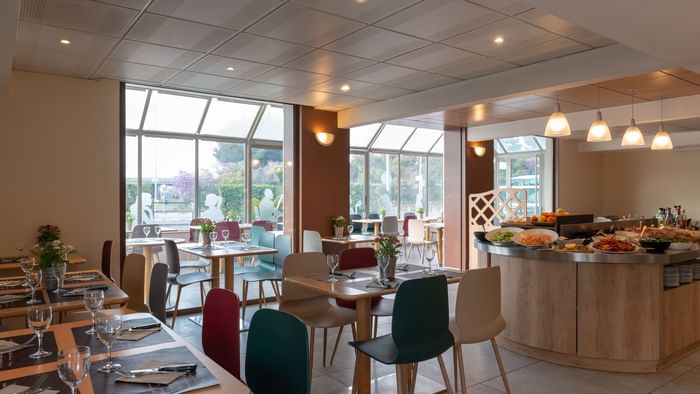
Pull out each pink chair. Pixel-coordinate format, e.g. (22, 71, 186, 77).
(215, 221, 241, 242)
(403, 214, 417, 246)
(202, 288, 241, 378)
(252, 220, 273, 231)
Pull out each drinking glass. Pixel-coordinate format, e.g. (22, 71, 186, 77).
(27, 306, 52, 359)
(52, 261, 67, 294)
(222, 229, 230, 241)
(143, 226, 151, 238)
(57, 346, 91, 394)
(347, 224, 354, 235)
(154, 226, 161, 238)
(424, 247, 436, 276)
(241, 234, 249, 249)
(26, 270, 41, 305)
(377, 256, 390, 284)
(326, 254, 339, 282)
(83, 289, 104, 335)
(210, 232, 217, 244)
(97, 314, 122, 373)
(19, 257, 34, 287)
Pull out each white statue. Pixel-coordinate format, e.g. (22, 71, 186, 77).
(258, 188, 281, 220)
(202, 193, 225, 222)
(130, 192, 154, 224)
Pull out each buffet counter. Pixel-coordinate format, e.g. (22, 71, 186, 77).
(476, 240, 700, 373)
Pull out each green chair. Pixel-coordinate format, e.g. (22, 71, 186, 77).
(244, 225, 267, 267)
(239, 232, 276, 320)
(246, 309, 310, 394)
(349, 275, 454, 393)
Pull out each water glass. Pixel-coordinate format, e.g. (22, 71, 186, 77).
(143, 226, 151, 238)
(26, 270, 41, 305)
(52, 261, 67, 294)
(347, 224, 354, 235)
(83, 289, 104, 335)
(57, 346, 91, 394)
(210, 232, 218, 244)
(424, 247, 436, 276)
(19, 257, 34, 287)
(377, 256, 390, 283)
(326, 254, 339, 282)
(27, 306, 52, 359)
(154, 226, 161, 238)
(241, 234, 249, 248)
(97, 314, 122, 373)
(222, 229, 230, 241)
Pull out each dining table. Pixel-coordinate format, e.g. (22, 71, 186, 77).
(424, 222, 445, 266)
(0, 254, 87, 271)
(351, 218, 383, 236)
(321, 234, 377, 249)
(0, 312, 249, 393)
(285, 263, 462, 394)
(125, 237, 185, 299)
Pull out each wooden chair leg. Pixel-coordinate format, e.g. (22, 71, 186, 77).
(457, 344, 467, 394)
(437, 354, 454, 394)
(453, 345, 459, 392)
(309, 327, 315, 380)
(329, 325, 344, 365)
(241, 281, 248, 321)
(322, 327, 328, 367)
(269, 280, 281, 303)
(373, 315, 379, 338)
(396, 364, 405, 393)
(171, 286, 182, 329)
(410, 362, 418, 394)
(491, 338, 511, 394)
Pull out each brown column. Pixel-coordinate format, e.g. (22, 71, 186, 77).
(466, 140, 494, 269)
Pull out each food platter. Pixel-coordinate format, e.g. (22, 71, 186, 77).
(512, 229, 559, 248)
(485, 227, 523, 245)
(590, 237, 640, 254)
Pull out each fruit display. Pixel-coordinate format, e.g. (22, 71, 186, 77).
(530, 208, 570, 224)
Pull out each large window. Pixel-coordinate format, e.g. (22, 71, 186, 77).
(125, 85, 289, 230)
(349, 124, 444, 218)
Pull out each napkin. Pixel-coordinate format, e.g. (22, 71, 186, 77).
(0, 280, 23, 288)
(0, 384, 59, 394)
(0, 294, 27, 303)
(65, 274, 100, 282)
(0, 340, 17, 352)
(116, 360, 188, 386)
(120, 328, 161, 341)
(366, 280, 398, 289)
(62, 286, 108, 296)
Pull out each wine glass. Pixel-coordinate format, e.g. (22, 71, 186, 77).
(57, 346, 91, 394)
(347, 224, 354, 236)
(424, 247, 436, 276)
(52, 260, 67, 294)
(241, 233, 249, 249)
(19, 257, 34, 287)
(210, 231, 218, 245)
(83, 289, 104, 335)
(326, 254, 339, 282)
(143, 226, 151, 238)
(155, 226, 162, 238)
(27, 305, 52, 359)
(97, 314, 123, 373)
(222, 229, 230, 242)
(26, 270, 41, 305)
(377, 256, 390, 285)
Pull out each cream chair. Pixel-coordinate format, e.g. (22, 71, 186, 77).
(280, 252, 356, 378)
(405, 219, 435, 262)
(451, 266, 510, 394)
(302, 230, 323, 253)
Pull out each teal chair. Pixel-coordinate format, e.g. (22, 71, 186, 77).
(349, 275, 454, 393)
(246, 309, 310, 394)
(239, 232, 276, 320)
(244, 225, 267, 267)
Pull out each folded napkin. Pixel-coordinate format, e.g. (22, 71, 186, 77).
(0, 384, 58, 394)
(65, 274, 100, 282)
(0, 280, 24, 288)
(62, 286, 109, 297)
(0, 339, 17, 352)
(0, 294, 27, 303)
(120, 328, 161, 341)
(116, 360, 188, 386)
(366, 280, 398, 289)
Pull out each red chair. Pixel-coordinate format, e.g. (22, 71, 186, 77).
(202, 288, 241, 378)
(215, 221, 241, 242)
(101, 240, 113, 282)
(252, 220, 273, 231)
(337, 248, 394, 338)
(402, 214, 417, 246)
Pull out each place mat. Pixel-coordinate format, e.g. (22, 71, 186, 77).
(64, 273, 102, 284)
(398, 269, 463, 281)
(72, 318, 175, 356)
(0, 291, 45, 309)
(0, 372, 67, 393)
(0, 280, 25, 290)
(47, 285, 114, 303)
(115, 360, 188, 385)
(0, 332, 58, 372)
(90, 346, 219, 394)
(0, 257, 26, 264)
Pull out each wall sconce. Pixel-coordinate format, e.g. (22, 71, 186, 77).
(315, 131, 335, 147)
(473, 146, 486, 157)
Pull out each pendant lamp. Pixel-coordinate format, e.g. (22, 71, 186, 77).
(621, 94, 645, 146)
(586, 87, 611, 142)
(651, 98, 673, 150)
(544, 95, 570, 137)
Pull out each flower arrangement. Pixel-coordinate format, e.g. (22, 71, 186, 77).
(375, 235, 401, 257)
(416, 207, 425, 215)
(199, 219, 216, 234)
(378, 208, 386, 217)
(31, 225, 75, 268)
(331, 215, 346, 228)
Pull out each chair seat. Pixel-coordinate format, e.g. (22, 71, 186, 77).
(350, 331, 454, 365)
(235, 264, 276, 276)
(406, 239, 436, 246)
(280, 297, 356, 329)
(240, 270, 282, 283)
(172, 271, 213, 286)
(449, 316, 506, 344)
(180, 258, 210, 269)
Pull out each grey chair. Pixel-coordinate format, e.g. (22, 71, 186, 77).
(163, 240, 213, 328)
(350, 214, 362, 234)
(367, 213, 380, 234)
(381, 215, 400, 237)
(131, 224, 162, 261)
(149, 262, 169, 324)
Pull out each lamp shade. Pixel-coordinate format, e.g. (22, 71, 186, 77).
(473, 146, 486, 157)
(586, 111, 612, 142)
(651, 128, 673, 150)
(621, 118, 645, 146)
(544, 103, 571, 137)
(315, 131, 335, 147)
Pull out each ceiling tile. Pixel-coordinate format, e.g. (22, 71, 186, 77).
(20, 0, 138, 37)
(499, 96, 591, 114)
(376, 0, 503, 41)
(167, 71, 244, 92)
(666, 69, 700, 85)
(247, 3, 364, 47)
(443, 18, 558, 57)
(323, 26, 430, 61)
(516, 8, 584, 36)
(567, 29, 616, 48)
(96, 0, 149, 10)
(126, 13, 236, 52)
(495, 37, 590, 66)
(343, 63, 459, 91)
(97, 59, 180, 83)
(537, 85, 633, 108)
(187, 54, 275, 80)
(13, 47, 103, 78)
(16, 22, 117, 58)
(253, 67, 332, 88)
(635, 85, 700, 100)
(290, 0, 421, 23)
(147, 0, 282, 30)
(469, 0, 534, 16)
(283, 49, 376, 76)
(110, 40, 203, 68)
(213, 33, 313, 66)
(225, 81, 290, 99)
(310, 78, 413, 100)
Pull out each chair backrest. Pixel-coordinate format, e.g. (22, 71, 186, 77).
(382, 216, 399, 234)
(101, 240, 113, 280)
(252, 220, 273, 231)
(189, 218, 206, 242)
(246, 309, 309, 394)
(392, 276, 452, 360)
(149, 263, 169, 324)
(122, 254, 148, 312)
(163, 239, 181, 275)
(282, 252, 327, 302)
(403, 212, 416, 218)
(131, 224, 159, 239)
(258, 232, 276, 269)
(249, 226, 266, 245)
(407, 219, 425, 242)
(339, 247, 377, 270)
(203, 288, 241, 379)
(455, 266, 503, 335)
(274, 234, 292, 268)
(215, 221, 241, 242)
(349, 214, 362, 233)
(302, 230, 322, 253)
(367, 213, 379, 231)
(403, 215, 417, 236)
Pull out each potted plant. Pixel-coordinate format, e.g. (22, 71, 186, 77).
(378, 208, 386, 219)
(199, 219, 216, 247)
(30, 225, 75, 289)
(125, 211, 133, 230)
(416, 207, 425, 219)
(331, 216, 346, 238)
(375, 234, 401, 280)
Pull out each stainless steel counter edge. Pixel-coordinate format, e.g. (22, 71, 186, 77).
(475, 240, 700, 265)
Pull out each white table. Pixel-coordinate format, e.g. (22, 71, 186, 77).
(352, 218, 383, 236)
(125, 237, 185, 298)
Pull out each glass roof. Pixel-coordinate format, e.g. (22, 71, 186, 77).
(496, 136, 548, 153)
(350, 123, 444, 154)
(350, 123, 381, 148)
(201, 98, 260, 138)
(430, 135, 444, 154)
(143, 91, 208, 133)
(125, 88, 147, 129)
(371, 125, 416, 150)
(402, 128, 442, 152)
(252, 105, 284, 141)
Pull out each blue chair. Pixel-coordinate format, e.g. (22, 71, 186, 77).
(367, 213, 380, 234)
(239, 232, 280, 321)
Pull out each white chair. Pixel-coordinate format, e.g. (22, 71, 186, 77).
(302, 230, 323, 253)
(451, 266, 511, 394)
(405, 219, 435, 262)
(381, 216, 400, 237)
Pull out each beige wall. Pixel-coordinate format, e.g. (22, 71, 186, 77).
(557, 139, 604, 215)
(0, 71, 120, 276)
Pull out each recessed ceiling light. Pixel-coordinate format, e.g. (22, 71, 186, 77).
(356, 0, 367, 3)
(225, 66, 235, 71)
(493, 36, 505, 44)
(340, 84, 351, 92)
(59, 39, 71, 45)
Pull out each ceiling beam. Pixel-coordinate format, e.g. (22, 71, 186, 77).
(338, 44, 666, 128)
(0, 0, 18, 93)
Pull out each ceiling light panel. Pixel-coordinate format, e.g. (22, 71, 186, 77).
(188, 54, 275, 80)
(311, 78, 413, 100)
(443, 18, 557, 57)
(147, 0, 282, 30)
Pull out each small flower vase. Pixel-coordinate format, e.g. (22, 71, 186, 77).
(201, 232, 212, 247)
(418, 212, 424, 219)
(334, 226, 344, 239)
(377, 255, 397, 280)
(41, 266, 58, 290)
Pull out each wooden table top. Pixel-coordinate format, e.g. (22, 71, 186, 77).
(0, 313, 249, 393)
(0, 255, 87, 271)
(0, 270, 128, 319)
(425, 222, 445, 228)
(178, 242, 277, 258)
(321, 234, 377, 245)
(351, 218, 383, 224)
(125, 237, 186, 247)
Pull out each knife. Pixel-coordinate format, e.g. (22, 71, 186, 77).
(130, 363, 197, 374)
(21, 373, 47, 394)
(128, 322, 161, 331)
